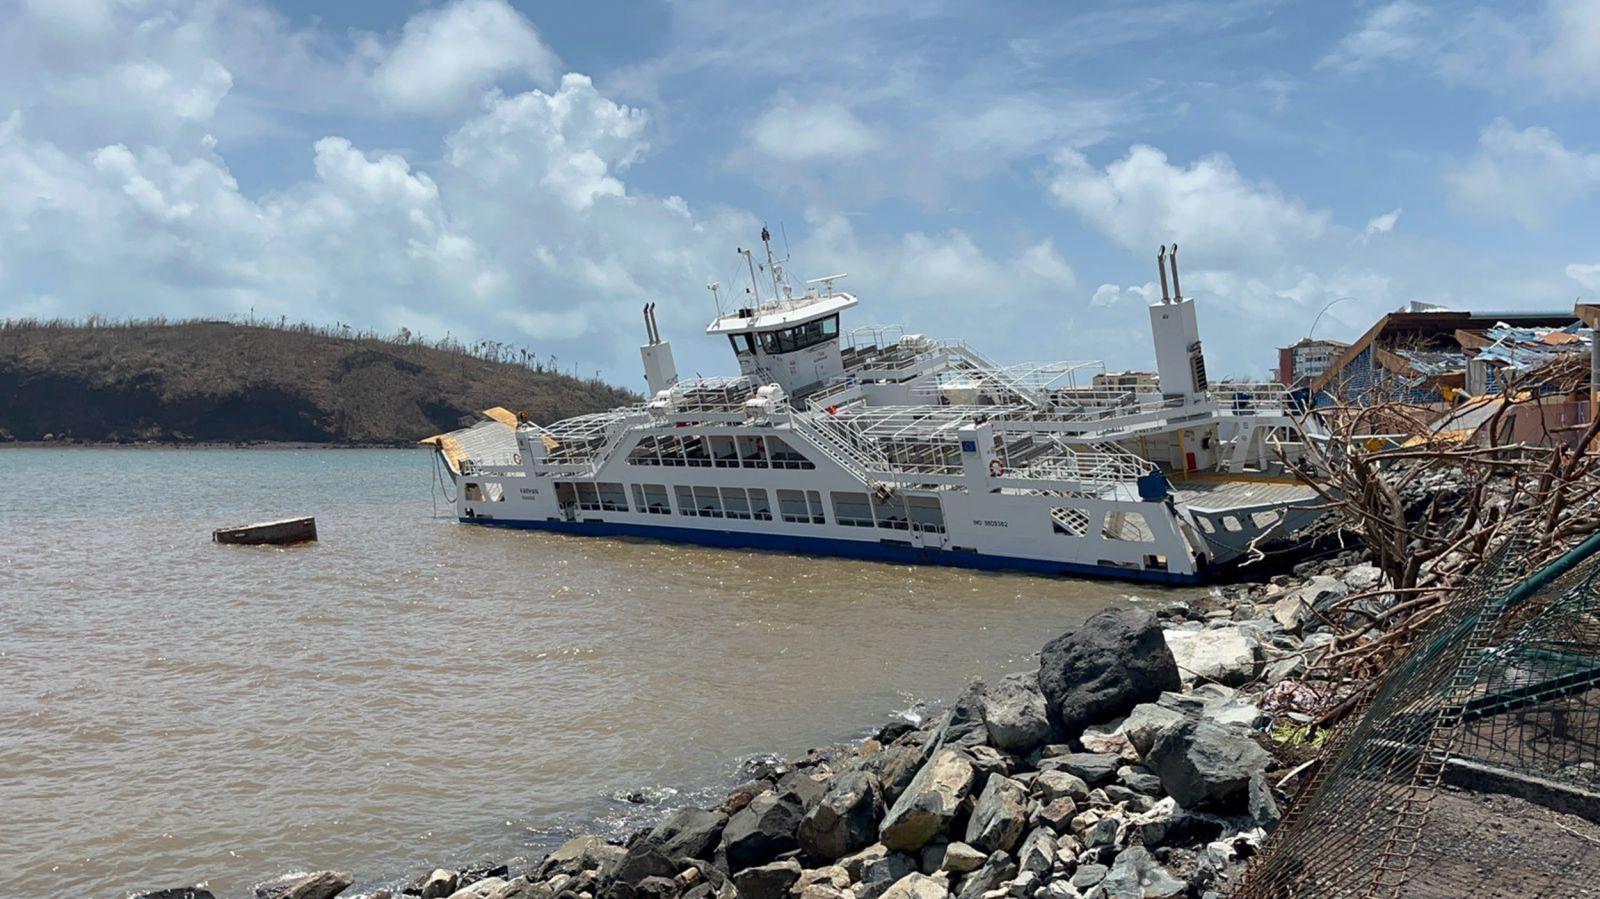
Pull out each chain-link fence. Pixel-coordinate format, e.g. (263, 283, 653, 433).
(1234, 535, 1600, 898)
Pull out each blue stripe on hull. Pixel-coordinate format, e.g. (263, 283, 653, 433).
(459, 516, 1204, 585)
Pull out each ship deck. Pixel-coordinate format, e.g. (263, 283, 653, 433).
(1171, 475, 1319, 512)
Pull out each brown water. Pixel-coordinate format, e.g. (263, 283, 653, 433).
(0, 448, 1195, 898)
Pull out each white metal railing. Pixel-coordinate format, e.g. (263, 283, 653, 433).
(786, 410, 887, 484)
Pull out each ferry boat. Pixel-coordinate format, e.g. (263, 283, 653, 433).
(424, 236, 1323, 584)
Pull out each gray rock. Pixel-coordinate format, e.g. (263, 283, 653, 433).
(1101, 847, 1184, 899)
(874, 745, 929, 805)
(1069, 864, 1107, 890)
(1342, 563, 1384, 592)
(942, 681, 991, 749)
(964, 776, 1028, 854)
(720, 790, 805, 870)
(1030, 770, 1090, 804)
(919, 840, 949, 875)
(880, 872, 951, 899)
(1116, 766, 1164, 796)
(800, 770, 885, 860)
(254, 871, 353, 899)
(880, 749, 976, 852)
(860, 853, 920, 899)
(1038, 796, 1077, 831)
(447, 878, 507, 899)
(1038, 609, 1181, 738)
(539, 837, 622, 879)
(1248, 771, 1281, 828)
(1038, 752, 1120, 786)
(1163, 626, 1263, 687)
(953, 852, 1016, 899)
(1146, 719, 1273, 814)
(131, 890, 216, 899)
(1077, 719, 1136, 760)
(643, 807, 727, 862)
(608, 843, 678, 886)
(731, 859, 802, 899)
(1084, 816, 1120, 849)
(939, 842, 986, 874)
(981, 673, 1052, 753)
(1015, 828, 1057, 878)
(838, 843, 890, 881)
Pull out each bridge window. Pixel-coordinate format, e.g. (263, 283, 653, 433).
(759, 315, 840, 355)
(832, 491, 875, 527)
(728, 333, 756, 355)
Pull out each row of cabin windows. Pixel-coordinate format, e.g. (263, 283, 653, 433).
(554, 482, 946, 533)
(627, 435, 815, 470)
(830, 491, 947, 533)
(674, 485, 773, 520)
(726, 315, 840, 357)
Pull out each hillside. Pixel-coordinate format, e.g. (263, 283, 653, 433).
(0, 320, 639, 445)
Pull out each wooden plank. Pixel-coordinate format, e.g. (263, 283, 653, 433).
(212, 516, 318, 546)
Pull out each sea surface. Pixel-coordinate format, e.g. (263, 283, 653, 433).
(0, 448, 1198, 898)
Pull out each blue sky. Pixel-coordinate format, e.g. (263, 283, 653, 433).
(3, 1, 1599, 389)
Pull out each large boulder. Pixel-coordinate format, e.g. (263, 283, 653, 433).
(1146, 720, 1273, 814)
(963, 776, 1028, 854)
(539, 836, 624, 879)
(981, 673, 1051, 753)
(1101, 847, 1185, 899)
(858, 853, 920, 899)
(1037, 609, 1181, 738)
(879, 749, 976, 852)
(731, 859, 802, 899)
(1120, 702, 1190, 757)
(132, 890, 216, 899)
(871, 744, 928, 805)
(953, 851, 1015, 899)
(720, 790, 806, 870)
(1163, 626, 1263, 687)
(799, 770, 885, 860)
(643, 807, 728, 862)
(1037, 751, 1121, 786)
(254, 872, 353, 899)
(943, 681, 992, 748)
(880, 872, 951, 899)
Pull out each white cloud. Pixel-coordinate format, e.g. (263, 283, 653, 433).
(369, 0, 559, 116)
(1365, 208, 1402, 236)
(743, 99, 882, 163)
(1319, 1, 1600, 97)
(1318, 1, 1429, 73)
(447, 74, 649, 211)
(1046, 145, 1329, 263)
(1445, 119, 1600, 228)
(1569, 263, 1600, 293)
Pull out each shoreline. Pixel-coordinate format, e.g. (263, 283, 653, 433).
(0, 440, 417, 450)
(128, 554, 1373, 899)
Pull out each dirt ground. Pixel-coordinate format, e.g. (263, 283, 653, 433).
(1397, 787, 1600, 898)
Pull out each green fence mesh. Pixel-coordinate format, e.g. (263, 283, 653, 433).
(1234, 536, 1600, 898)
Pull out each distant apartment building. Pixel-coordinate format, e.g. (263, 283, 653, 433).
(1276, 338, 1349, 387)
(1093, 370, 1159, 391)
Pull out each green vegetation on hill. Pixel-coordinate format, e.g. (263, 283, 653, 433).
(0, 318, 639, 445)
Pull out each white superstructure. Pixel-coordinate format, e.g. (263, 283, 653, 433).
(427, 237, 1323, 584)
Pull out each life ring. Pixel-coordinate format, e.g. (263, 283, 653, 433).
(988, 459, 1005, 477)
(512, 452, 522, 465)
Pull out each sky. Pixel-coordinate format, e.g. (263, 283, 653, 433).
(3, 0, 1600, 389)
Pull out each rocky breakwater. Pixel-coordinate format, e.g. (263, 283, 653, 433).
(132, 553, 1387, 899)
